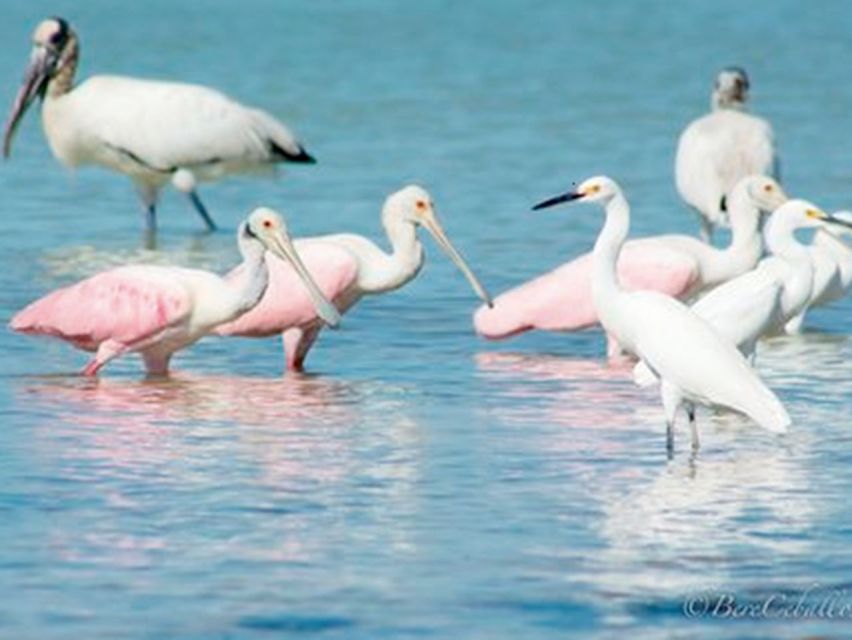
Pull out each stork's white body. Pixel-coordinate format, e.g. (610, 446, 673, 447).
(42, 75, 307, 188)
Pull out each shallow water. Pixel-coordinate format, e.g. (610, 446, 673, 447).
(2, 1, 852, 638)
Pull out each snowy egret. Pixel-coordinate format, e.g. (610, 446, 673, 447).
(3, 17, 315, 233)
(216, 186, 492, 371)
(675, 67, 777, 241)
(532, 176, 790, 451)
(474, 175, 786, 356)
(634, 200, 852, 386)
(804, 211, 852, 309)
(10, 208, 341, 376)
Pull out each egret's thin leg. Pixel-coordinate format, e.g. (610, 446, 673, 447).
(687, 405, 699, 452)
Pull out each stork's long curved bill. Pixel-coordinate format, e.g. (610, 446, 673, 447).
(3, 47, 53, 158)
(422, 213, 493, 308)
(263, 232, 343, 328)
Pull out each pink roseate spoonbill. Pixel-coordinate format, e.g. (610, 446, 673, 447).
(532, 176, 789, 452)
(3, 18, 315, 233)
(675, 67, 778, 241)
(10, 208, 341, 376)
(633, 201, 849, 386)
(474, 175, 786, 356)
(216, 185, 492, 371)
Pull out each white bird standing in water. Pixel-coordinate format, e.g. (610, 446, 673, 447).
(634, 201, 852, 386)
(802, 211, 852, 311)
(3, 17, 315, 234)
(532, 176, 790, 452)
(675, 67, 778, 242)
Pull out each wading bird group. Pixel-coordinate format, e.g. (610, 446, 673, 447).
(6, 18, 852, 453)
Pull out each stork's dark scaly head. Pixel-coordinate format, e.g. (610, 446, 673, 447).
(3, 17, 79, 158)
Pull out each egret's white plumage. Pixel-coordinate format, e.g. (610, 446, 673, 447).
(533, 176, 790, 452)
(3, 18, 315, 233)
(675, 67, 777, 241)
(632, 201, 850, 387)
(806, 211, 852, 309)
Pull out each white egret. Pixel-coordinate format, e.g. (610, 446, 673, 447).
(634, 200, 851, 387)
(533, 176, 790, 452)
(675, 67, 777, 242)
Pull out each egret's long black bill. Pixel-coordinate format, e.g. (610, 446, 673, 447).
(826, 214, 852, 230)
(531, 191, 583, 211)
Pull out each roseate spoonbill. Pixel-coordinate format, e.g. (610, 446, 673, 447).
(10, 208, 341, 376)
(3, 17, 315, 233)
(473, 175, 786, 356)
(216, 185, 492, 371)
(634, 201, 850, 386)
(675, 67, 778, 241)
(532, 176, 789, 452)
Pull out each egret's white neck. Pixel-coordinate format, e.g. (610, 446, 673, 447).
(46, 36, 79, 99)
(764, 218, 811, 264)
(228, 237, 270, 314)
(592, 193, 630, 303)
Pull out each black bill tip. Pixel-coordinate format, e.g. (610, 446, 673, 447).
(532, 191, 582, 211)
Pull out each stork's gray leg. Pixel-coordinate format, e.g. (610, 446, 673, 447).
(187, 190, 218, 231)
(135, 182, 160, 234)
(171, 168, 217, 231)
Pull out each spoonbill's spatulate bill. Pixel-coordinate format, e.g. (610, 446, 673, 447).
(474, 175, 785, 356)
(10, 209, 341, 377)
(675, 67, 778, 242)
(532, 176, 790, 452)
(3, 18, 315, 234)
(216, 185, 493, 371)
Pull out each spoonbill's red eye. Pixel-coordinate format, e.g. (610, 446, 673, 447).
(416, 200, 427, 210)
(263, 219, 273, 229)
(764, 184, 773, 192)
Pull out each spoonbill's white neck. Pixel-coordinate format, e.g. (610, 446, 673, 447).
(370, 212, 424, 292)
(228, 235, 270, 314)
(725, 186, 763, 251)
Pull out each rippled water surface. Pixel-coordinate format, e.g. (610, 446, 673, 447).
(3, 1, 852, 638)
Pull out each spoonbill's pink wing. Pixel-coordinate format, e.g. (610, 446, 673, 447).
(10, 266, 191, 351)
(216, 243, 358, 337)
(474, 245, 699, 339)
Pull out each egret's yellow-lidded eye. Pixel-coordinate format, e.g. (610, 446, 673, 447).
(806, 208, 826, 220)
(585, 184, 601, 195)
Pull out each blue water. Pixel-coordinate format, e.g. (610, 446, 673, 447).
(2, 1, 852, 638)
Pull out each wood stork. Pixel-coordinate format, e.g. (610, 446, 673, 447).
(675, 67, 778, 242)
(3, 17, 316, 234)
